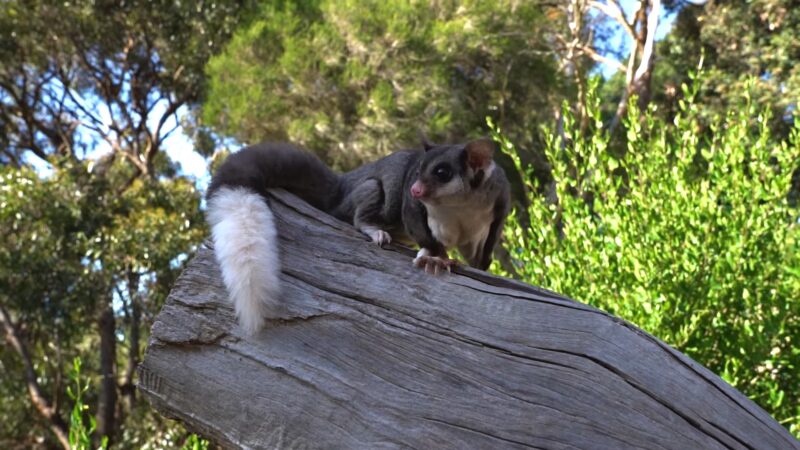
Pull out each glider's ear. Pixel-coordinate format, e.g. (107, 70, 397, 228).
(420, 132, 435, 152)
(464, 138, 496, 171)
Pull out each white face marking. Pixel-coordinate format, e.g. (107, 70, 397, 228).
(423, 160, 494, 205)
(429, 177, 464, 199)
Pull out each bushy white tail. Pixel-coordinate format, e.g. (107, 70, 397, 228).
(206, 187, 280, 334)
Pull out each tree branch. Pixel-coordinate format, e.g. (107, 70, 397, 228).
(1, 147, 22, 167)
(148, 94, 187, 169)
(577, 45, 627, 73)
(0, 77, 56, 162)
(0, 305, 70, 450)
(137, 190, 800, 450)
(589, 0, 636, 39)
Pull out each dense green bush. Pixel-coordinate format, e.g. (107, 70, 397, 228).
(493, 76, 800, 436)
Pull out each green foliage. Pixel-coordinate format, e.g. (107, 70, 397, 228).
(0, 1, 249, 446)
(0, 158, 205, 327)
(1, 164, 103, 356)
(67, 358, 107, 450)
(204, 0, 559, 168)
(494, 76, 800, 436)
(0, 158, 206, 447)
(654, 0, 800, 133)
(181, 434, 210, 450)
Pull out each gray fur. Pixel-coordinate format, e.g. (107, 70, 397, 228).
(208, 140, 510, 270)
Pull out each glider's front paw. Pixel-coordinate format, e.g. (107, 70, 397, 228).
(368, 229, 392, 247)
(413, 255, 457, 275)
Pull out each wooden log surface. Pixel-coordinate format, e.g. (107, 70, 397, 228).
(138, 190, 799, 450)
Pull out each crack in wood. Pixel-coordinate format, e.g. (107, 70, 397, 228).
(541, 346, 736, 449)
(448, 279, 601, 314)
(420, 416, 546, 449)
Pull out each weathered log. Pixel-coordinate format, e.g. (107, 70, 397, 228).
(138, 190, 799, 450)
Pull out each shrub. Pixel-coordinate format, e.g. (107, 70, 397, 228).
(492, 75, 800, 436)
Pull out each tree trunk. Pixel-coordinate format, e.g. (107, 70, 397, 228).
(139, 190, 799, 450)
(96, 305, 117, 446)
(122, 271, 141, 413)
(599, 0, 660, 134)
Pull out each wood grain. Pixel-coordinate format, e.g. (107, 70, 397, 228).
(139, 190, 799, 450)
